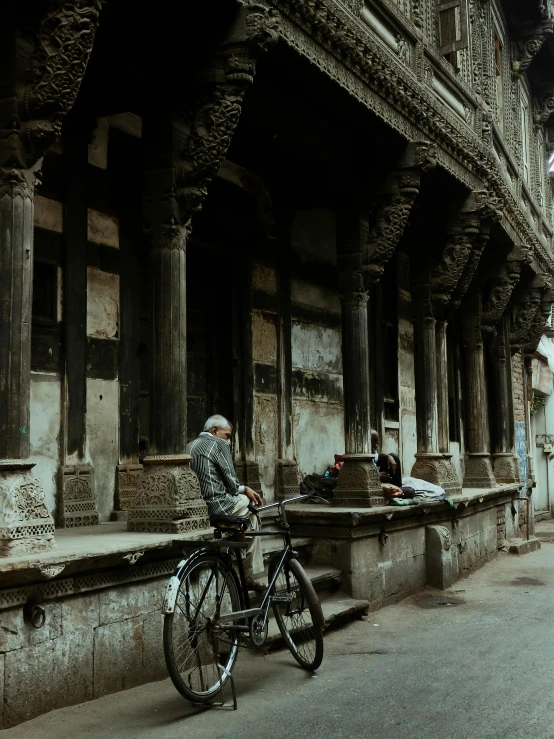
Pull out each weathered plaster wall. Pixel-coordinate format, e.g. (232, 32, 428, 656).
(86, 380, 119, 520)
(310, 500, 502, 606)
(0, 578, 166, 729)
(291, 279, 344, 478)
(29, 376, 61, 515)
(290, 208, 344, 479)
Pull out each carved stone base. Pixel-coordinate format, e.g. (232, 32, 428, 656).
(127, 454, 210, 533)
(276, 459, 301, 499)
(410, 454, 462, 495)
(463, 453, 496, 488)
(59, 465, 99, 527)
(0, 460, 56, 556)
(234, 460, 262, 495)
(332, 454, 385, 507)
(115, 463, 144, 512)
(492, 453, 519, 484)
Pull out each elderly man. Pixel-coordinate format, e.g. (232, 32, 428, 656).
(187, 414, 266, 591)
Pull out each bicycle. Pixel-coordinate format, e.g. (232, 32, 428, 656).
(162, 492, 324, 708)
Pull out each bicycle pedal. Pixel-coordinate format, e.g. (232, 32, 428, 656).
(270, 593, 294, 603)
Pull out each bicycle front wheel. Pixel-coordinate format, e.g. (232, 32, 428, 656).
(269, 556, 324, 671)
(163, 552, 243, 703)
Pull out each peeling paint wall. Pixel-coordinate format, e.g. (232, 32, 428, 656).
(290, 209, 343, 478)
(87, 268, 119, 339)
(291, 280, 344, 477)
(30, 375, 61, 515)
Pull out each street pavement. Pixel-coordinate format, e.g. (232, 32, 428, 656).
(4, 541, 554, 739)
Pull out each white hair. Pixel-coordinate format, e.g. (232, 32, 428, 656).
(203, 414, 232, 432)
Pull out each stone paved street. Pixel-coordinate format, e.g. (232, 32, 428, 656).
(5, 539, 554, 739)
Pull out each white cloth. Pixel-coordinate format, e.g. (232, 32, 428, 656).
(402, 476, 446, 500)
(231, 493, 264, 577)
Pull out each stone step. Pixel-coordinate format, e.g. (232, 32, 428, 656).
(505, 537, 542, 554)
(248, 562, 342, 607)
(534, 511, 552, 522)
(264, 592, 370, 646)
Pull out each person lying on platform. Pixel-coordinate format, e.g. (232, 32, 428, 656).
(187, 414, 267, 592)
(371, 428, 403, 487)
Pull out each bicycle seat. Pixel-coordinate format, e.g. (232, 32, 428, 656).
(210, 514, 251, 530)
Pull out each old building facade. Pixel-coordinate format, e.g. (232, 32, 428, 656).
(1, 0, 553, 726)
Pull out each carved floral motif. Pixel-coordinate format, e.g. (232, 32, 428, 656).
(2, 0, 103, 170)
(483, 262, 522, 327)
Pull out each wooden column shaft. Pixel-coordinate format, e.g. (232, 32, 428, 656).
(0, 171, 35, 460)
(414, 316, 440, 454)
(341, 293, 372, 454)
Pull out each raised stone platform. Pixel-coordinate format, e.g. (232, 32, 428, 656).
(286, 484, 522, 605)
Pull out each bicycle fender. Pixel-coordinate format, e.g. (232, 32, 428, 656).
(162, 549, 229, 614)
(162, 574, 181, 614)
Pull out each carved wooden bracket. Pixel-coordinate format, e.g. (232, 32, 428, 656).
(0, 1, 103, 171)
(431, 191, 503, 317)
(510, 284, 546, 347)
(522, 289, 553, 354)
(533, 84, 554, 126)
(512, 18, 554, 77)
(174, 4, 280, 223)
(363, 141, 437, 285)
(482, 260, 523, 329)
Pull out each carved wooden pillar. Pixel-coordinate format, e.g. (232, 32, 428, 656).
(0, 1, 102, 554)
(333, 209, 383, 507)
(436, 321, 450, 455)
(127, 113, 210, 534)
(411, 286, 461, 493)
(488, 322, 519, 484)
(128, 4, 280, 530)
(481, 257, 524, 486)
(462, 294, 495, 487)
(0, 169, 56, 554)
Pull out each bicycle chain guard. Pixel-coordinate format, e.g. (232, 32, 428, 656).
(250, 614, 268, 647)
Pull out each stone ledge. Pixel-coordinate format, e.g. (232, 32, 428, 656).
(0, 522, 213, 589)
(287, 484, 521, 539)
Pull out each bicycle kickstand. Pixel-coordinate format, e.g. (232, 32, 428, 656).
(216, 662, 238, 711)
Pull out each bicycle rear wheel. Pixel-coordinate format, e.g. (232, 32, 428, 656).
(163, 552, 243, 703)
(269, 556, 324, 671)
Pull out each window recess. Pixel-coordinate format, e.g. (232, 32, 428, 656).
(436, 0, 469, 55)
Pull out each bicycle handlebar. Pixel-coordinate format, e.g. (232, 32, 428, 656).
(250, 492, 316, 514)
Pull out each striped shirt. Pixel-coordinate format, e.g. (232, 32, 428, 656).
(186, 432, 245, 516)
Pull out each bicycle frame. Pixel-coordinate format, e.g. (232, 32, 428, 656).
(210, 493, 315, 630)
(163, 493, 316, 630)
